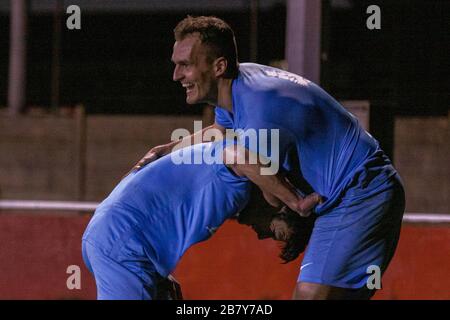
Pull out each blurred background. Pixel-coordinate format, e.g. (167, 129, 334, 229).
(0, 0, 448, 299)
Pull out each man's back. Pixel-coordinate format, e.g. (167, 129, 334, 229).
(83, 142, 251, 277)
(215, 63, 397, 213)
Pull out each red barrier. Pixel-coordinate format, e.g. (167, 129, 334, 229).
(174, 221, 450, 300)
(0, 213, 96, 299)
(0, 213, 448, 299)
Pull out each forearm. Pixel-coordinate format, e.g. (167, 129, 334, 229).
(234, 162, 300, 210)
(127, 123, 225, 176)
(171, 123, 225, 153)
(224, 145, 320, 215)
(224, 146, 299, 211)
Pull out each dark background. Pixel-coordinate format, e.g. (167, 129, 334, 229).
(0, 0, 448, 117)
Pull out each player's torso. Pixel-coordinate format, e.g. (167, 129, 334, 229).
(83, 143, 251, 275)
(227, 63, 392, 206)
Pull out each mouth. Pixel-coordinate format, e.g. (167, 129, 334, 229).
(181, 82, 195, 95)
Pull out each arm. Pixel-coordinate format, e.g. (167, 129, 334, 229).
(223, 145, 321, 216)
(122, 122, 226, 178)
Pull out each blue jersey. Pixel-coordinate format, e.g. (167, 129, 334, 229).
(215, 63, 398, 214)
(83, 142, 251, 277)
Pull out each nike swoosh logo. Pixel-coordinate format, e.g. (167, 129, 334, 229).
(300, 262, 313, 270)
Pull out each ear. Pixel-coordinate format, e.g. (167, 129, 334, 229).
(214, 57, 228, 77)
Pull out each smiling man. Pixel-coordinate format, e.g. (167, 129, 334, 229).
(132, 16, 307, 215)
(131, 16, 405, 299)
(172, 35, 228, 105)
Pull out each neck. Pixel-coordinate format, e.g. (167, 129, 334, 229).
(215, 78, 234, 113)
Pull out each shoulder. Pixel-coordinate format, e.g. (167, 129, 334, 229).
(238, 63, 311, 87)
(236, 63, 313, 103)
(232, 64, 310, 118)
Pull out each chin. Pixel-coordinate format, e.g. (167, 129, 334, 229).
(186, 96, 200, 105)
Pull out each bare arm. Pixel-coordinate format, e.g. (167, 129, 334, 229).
(223, 145, 321, 216)
(169, 122, 226, 156)
(122, 122, 226, 178)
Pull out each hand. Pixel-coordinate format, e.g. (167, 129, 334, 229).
(121, 144, 173, 180)
(133, 144, 171, 170)
(296, 192, 322, 217)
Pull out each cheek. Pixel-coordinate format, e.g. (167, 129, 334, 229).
(198, 70, 214, 88)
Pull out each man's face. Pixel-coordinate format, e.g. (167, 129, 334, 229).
(171, 34, 218, 105)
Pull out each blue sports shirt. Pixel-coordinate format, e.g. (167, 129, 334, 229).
(83, 142, 251, 277)
(215, 63, 398, 214)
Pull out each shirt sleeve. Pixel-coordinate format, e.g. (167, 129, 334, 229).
(214, 107, 234, 129)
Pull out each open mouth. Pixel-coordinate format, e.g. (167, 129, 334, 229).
(182, 82, 195, 94)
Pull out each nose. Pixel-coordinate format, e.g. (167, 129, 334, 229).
(173, 65, 183, 82)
